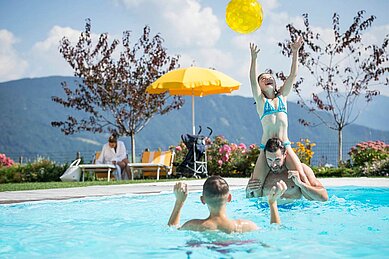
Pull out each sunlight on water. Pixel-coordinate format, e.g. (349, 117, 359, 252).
(1, 187, 388, 258)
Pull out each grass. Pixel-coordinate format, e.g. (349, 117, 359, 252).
(0, 178, 182, 192)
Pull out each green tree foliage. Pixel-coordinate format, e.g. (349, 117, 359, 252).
(52, 19, 184, 162)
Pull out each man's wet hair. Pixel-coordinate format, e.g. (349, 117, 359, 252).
(203, 175, 229, 198)
(265, 138, 286, 154)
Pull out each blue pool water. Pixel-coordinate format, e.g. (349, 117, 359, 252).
(1, 187, 388, 258)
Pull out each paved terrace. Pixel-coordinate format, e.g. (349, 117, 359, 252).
(0, 177, 388, 204)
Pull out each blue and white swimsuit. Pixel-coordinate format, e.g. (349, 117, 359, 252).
(259, 96, 291, 149)
(260, 96, 287, 121)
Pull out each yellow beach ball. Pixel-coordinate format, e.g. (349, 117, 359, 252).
(226, 0, 263, 34)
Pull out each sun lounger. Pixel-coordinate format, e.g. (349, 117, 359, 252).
(78, 152, 117, 182)
(128, 150, 175, 180)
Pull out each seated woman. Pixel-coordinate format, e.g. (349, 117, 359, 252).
(96, 134, 130, 180)
(246, 36, 309, 198)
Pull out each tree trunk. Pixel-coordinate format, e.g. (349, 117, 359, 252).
(337, 128, 343, 165)
(130, 132, 136, 163)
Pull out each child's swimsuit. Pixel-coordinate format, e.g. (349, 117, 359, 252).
(260, 96, 287, 121)
(259, 96, 290, 149)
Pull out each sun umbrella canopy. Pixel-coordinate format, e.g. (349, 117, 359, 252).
(146, 67, 240, 97)
(146, 66, 241, 134)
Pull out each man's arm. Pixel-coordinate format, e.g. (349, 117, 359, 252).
(267, 180, 287, 224)
(285, 149, 309, 184)
(288, 164, 328, 201)
(168, 182, 188, 227)
(278, 36, 303, 96)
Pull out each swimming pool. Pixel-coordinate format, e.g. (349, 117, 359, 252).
(1, 187, 388, 258)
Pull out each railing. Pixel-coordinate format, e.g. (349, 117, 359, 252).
(5, 140, 387, 167)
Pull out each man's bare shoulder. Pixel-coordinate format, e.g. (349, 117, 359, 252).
(180, 219, 258, 233)
(180, 219, 208, 231)
(234, 219, 259, 232)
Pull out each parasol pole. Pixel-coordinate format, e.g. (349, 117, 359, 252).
(192, 91, 195, 135)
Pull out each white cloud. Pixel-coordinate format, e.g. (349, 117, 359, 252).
(363, 24, 389, 45)
(114, 0, 144, 8)
(0, 29, 28, 82)
(115, 0, 221, 48)
(33, 26, 81, 52)
(197, 48, 234, 71)
(161, 0, 221, 48)
(260, 0, 280, 12)
(177, 48, 234, 72)
(30, 26, 81, 77)
(30, 25, 107, 77)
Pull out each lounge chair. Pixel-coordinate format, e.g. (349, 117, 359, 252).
(78, 152, 117, 182)
(128, 150, 175, 180)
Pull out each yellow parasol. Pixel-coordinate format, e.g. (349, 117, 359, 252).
(147, 67, 240, 134)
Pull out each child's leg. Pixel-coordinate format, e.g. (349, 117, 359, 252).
(246, 151, 269, 198)
(285, 146, 309, 183)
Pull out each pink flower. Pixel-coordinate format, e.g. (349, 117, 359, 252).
(0, 153, 14, 167)
(238, 143, 247, 150)
(249, 144, 257, 149)
(222, 154, 229, 162)
(219, 144, 231, 154)
(230, 143, 238, 151)
(217, 160, 223, 167)
(175, 146, 182, 152)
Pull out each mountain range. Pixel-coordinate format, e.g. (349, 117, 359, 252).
(0, 76, 388, 165)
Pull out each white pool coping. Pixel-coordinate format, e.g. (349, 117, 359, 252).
(0, 177, 388, 204)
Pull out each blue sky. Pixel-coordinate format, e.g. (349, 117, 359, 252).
(0, 0, 388, 99)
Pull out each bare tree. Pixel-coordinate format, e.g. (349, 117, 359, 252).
(52, 19, 184, 162)
(278, 11, 389, 164)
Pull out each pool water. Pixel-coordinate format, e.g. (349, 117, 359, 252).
(1, 187, 388, 258)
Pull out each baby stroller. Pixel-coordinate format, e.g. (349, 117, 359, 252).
(176, 126, 213, 178)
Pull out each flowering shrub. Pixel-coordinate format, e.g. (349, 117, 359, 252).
(0, 158, 67, 183)
(360, 157, 389, 177)
(292, 139, 315, 165)
(0, 153, 14, 168)
(172, 135, 260, 177)
(348, 141, 389, 168)
(170, 141, 188, 166)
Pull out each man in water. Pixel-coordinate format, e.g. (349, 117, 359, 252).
(168, 175, 287, 233)
(246, 138, 328, 202)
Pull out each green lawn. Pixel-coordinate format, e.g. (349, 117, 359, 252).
(0, 179, 181, 192)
